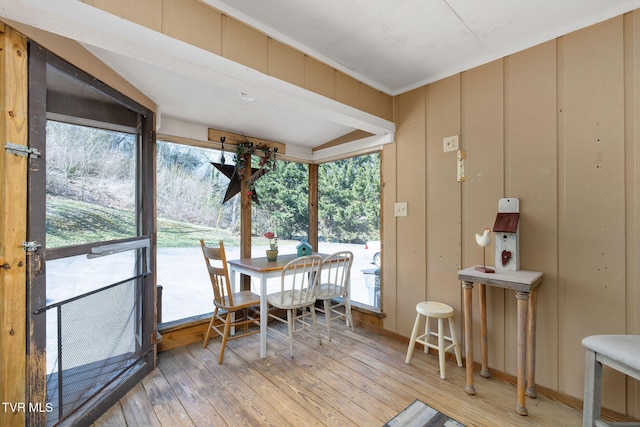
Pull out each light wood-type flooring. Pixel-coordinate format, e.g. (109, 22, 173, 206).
(93, 318, 583, 426)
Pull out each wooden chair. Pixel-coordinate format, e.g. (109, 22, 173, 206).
(267, 255, 323, 358)
(200, 239, 260, 364)
(315, 251, 355, 341)
(582, 334, 640, 427)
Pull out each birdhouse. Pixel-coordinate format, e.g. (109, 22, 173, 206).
(493, 198, 520, 271)
(297, 239, 312, 257)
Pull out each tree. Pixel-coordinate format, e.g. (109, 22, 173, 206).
(318, 154, 380, 243)
(253, 161, 309, 239)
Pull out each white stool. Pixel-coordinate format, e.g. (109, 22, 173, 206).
(405, 301, 463, 379)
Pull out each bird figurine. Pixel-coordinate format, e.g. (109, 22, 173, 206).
(474, 228, 495, 273)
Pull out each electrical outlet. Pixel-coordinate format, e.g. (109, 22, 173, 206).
(394, 202, 408, 217)
(443, 135, 459, 152)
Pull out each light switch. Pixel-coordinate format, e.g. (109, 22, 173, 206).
(443, 135, 459, 152)
(395, 202, 408, 217)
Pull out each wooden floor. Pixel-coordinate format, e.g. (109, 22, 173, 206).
(93, 319, 583, 427)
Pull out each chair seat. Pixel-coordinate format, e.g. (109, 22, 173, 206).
(268, 290, 316, 310)
(316, 282, 344, 299)
(582, 335, 640, 374)
(217, 291, 260, 310)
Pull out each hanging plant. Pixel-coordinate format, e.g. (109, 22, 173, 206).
(232, 140, 277, 204)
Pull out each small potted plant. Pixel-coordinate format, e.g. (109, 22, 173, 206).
(264, 231, 278, 261)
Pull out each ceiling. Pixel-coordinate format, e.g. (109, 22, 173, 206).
(2, 0, 640, 160)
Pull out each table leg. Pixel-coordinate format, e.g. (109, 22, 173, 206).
(515, 290, 529, 416)
(462, 280, 475, 395)
(478, 283, 490, 378)
(260, 275, 268, 358)
(526, 287, 539, 398)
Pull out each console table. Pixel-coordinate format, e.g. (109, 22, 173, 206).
(458, 266, 543, 416)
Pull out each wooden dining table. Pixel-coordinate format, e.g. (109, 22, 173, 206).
(227, 252, 325, 358)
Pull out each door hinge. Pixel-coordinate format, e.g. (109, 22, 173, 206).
(5, 142, 41, 158)
(151, 331, 161, 345)
(23, 241, 42, 252)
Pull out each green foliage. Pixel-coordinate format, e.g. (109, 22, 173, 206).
(253, 161, 309, 239)
(46, 126, 380, 247)
(46, 196, 238, 248)
(318, 154, 380, 243)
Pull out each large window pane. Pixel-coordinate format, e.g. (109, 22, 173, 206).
(156, 141, 241, 323)
(318, 153, 381, 309)
(253, 160, 309, 255)
(46, 121, 136, 247)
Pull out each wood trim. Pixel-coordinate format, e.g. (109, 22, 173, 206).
(26, 40, 48, 427)
(240, 152, 252, 290)
(313, 129, 374, 152)
(308, 164, 318, 250)
(0, 26, 28, 427)
(157, 316, 210, 352)
(208, 128, 286, 155)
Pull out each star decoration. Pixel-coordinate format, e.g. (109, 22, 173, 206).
(212, 162, 269, 204)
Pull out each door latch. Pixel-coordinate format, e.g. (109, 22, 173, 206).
(23, 241, 42, 252)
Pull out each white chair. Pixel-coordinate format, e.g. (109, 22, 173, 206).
(267, 255, 323, 358)
(405, 301, 463, 379)
(315, 251, 355, 341)
(582, 335, 640, 427)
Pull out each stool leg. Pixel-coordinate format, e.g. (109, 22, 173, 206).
(424, 315, 431, 354)
(438, 317, 446, 379)
(448, 317, 463, 367)
(582, 349, 601, 427)
(405, 312, 421, 363)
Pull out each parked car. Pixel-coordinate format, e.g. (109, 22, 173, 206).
(364, 241, 381, 267)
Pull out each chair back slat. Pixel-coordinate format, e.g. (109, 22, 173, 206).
(200, 239, 233, 307)
(318, 251, 354, 299)
(278, 255, 323, 306)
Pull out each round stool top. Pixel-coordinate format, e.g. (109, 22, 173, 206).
(416, 301, 454, 318)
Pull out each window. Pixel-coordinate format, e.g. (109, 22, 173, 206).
(318, 153, 381, 309)
(155, 141, 381, 323)
(155, 140, 241, 323)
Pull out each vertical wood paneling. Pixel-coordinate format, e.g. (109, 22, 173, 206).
(162, 0, 221, 54)
(335, 71, 359, 109)
(0, 26, 28, 427)
(461, 60, 505, 370)
(389, 10, 640, 414)
(504, 40, 558, 387)
(382, 144, 398, 331)
(625, 10, 640, 418)
(360, 85, 384, 119)
(425, 75, 462, 312)
(268, 39, 305, 87)
(90, 0, 162, 31)
(304, 56, 334, 99)
(87, 0, 393, 122)
(394, 87, 427, 336)
(221, 16, 268, 74)
(380, 92, 393, 122)
(560, 17, 626, 407)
